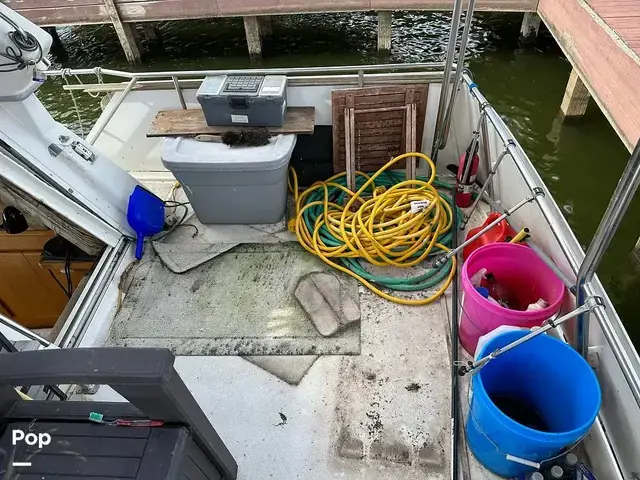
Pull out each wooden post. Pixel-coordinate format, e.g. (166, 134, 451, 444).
(244, 16, 263, 59)
(519, 12, 541, 45)
(44, 27, 63, 51)
(103, 0, 142, 64)
(44, 27, 67, 59)
(633, 237, 640, 264)
(560, 68, 591, 117)
(378, 11, 392, 52)
(260, 16, 273, 39)
(140, 22, 161, 45)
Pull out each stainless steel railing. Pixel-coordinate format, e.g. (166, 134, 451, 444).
(47, 63, 448, 145)
(464, 73, 640, 409)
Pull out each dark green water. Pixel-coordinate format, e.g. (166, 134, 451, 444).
(38, 12, 640, 347)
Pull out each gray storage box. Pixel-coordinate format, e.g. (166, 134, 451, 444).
(196, 75, 287, 127)
(162, 134, 297, 224)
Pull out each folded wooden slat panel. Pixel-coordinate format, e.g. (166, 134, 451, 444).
(331, 85, 428, 175)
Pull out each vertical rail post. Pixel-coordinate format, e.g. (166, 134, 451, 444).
(479, 103, 494, 198)
(438, 0, 477, 150)
(576, 138, 640, 356)
(172, 76, 187, 109)
(86, 77, 138, 145)
(430, 0, 465, 159)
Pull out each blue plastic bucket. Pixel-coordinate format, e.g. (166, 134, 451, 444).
(466, 330, 601, 477)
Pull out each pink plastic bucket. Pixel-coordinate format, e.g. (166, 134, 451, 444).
(459, 243, 565, 355)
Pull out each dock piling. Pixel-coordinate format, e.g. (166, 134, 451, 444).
(244, 16, 263, 60)
(560, 68, 591, 117)
(519, 12, 541, 45)
(378, 11, 392, 52)
(260, 16, 273, 38)
(103, 0, 142, 63)
(139, 22, 162, 46)
(44, 27, 65, 57)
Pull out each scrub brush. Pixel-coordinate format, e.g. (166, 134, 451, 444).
(195, 127, 271, 147)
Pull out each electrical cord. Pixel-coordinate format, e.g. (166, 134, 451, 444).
(152, 202, 199, 242)
(289, 152, 461, 306)
(162, 194, 199, 238)
(64, 250, 73, 297)
(48, 270, 70, 298)
(0, 11, 44, 72)
(47, 251, 74, 299)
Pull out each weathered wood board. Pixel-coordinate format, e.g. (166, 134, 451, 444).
(147, 107, 315, 137)
(3, 0, 537, 27)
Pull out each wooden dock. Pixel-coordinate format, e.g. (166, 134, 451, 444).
(1, 0, 536, 26)
(540, 0, 640, 151)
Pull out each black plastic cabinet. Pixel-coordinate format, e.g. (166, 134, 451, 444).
(0, 348, 238, 480)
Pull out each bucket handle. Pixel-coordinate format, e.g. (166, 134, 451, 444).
(466, 386, 590, 470)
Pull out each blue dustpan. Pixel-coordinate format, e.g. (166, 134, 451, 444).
(127, 186, 165, 259)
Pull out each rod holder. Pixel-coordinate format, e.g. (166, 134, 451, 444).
(460, 142, 513, 230)
(434, 189, 542, 269)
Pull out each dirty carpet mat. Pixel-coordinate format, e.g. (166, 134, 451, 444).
(108, 243, 361, 356)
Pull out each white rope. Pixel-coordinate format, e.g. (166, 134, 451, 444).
(61, 68, 85, 138)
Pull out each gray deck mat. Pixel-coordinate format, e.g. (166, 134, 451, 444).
(108, 243, 361, 355)
(151, 211, 296, 274)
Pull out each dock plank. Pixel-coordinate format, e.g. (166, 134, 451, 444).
(2, 0, 538, 27)
(371, 0, 537, 10)
(583, 0, 640, 68)
(147, 107, 315, 137)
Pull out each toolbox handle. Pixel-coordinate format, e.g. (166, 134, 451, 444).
(229, 96, 248, 109)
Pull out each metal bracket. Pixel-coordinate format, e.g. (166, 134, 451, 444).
(76, 383, 100, 395)
(71, 141, 96, 163)
(458, 296, 605, 377)
(587, 346, 602, 370)
(586, 295, 605, 310)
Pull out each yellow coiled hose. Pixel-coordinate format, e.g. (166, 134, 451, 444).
(289, 152, 456, 305)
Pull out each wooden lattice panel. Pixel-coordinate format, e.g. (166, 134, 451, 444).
(331, 85, 428, 174)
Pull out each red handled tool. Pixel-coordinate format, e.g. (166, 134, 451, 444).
(456, 140, 480, 208)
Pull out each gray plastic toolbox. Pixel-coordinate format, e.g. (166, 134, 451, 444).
(162, 134, 297, 224)
(196, 75, 287, 127)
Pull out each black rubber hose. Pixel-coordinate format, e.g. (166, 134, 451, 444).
(450, 186, 460, 480)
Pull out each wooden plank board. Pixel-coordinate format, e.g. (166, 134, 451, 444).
(147, 106, 315, 137)
(6, 0, 537, 26)
(0, 179, 104, 255)
(371, 0, 538, 10)
(10, 5, 107, 26)
(2, 0, 103, 6)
